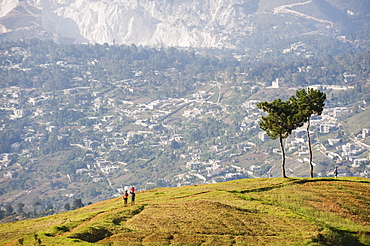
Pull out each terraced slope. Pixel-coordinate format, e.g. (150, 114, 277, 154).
(1, 177, 370, 245)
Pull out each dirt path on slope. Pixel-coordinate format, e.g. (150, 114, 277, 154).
(273, 0, 333, 28)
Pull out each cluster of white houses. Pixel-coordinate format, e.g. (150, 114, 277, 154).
(1, 81, 369, 185)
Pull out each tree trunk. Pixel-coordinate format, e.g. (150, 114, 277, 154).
(279, 136, 287, 178)
(307, 119, 313, 178)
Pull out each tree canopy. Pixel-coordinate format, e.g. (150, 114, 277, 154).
(257, 98, 304, 178)
(257, 88, 326, 178)
(291, 88, 326, 177)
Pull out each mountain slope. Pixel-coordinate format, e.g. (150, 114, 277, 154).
(1, 177, 369, 245)
(0, 0, 369, 48)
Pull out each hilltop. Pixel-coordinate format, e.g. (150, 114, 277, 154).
(1, 177, 369, 245)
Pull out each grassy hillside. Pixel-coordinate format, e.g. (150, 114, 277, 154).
(1, 177, 370, 246)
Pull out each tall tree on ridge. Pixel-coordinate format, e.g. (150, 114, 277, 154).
(291, 88, 326, 178)
(257, 99, 304, 178)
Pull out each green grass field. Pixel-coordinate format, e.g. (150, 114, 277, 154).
(1, 177, 369, 245)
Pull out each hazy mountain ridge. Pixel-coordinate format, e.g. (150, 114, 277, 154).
(0, 0, 369, 47)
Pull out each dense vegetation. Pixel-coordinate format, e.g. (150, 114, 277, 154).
(0, 39, 368, 160)
(0, 39, 368, 155)
(0, 39, 369, 98)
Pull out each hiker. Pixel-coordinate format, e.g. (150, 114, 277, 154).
(131, 186, 135, 193)
(123, 190, 129, 206)
(130, 190, 136, 205)
(334, 166, 338, 179)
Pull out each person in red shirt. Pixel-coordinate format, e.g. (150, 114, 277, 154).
(123, 190, 129, 206)
(130, 190, 136, 205)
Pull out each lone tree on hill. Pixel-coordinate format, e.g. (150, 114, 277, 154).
(291, 88, 326, 178)
(257, 99, 304, 178)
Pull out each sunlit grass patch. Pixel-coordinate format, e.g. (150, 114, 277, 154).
(0, 209, 106, 245)
(100, 231, 148, 245)
(122, 195, 319, 245)
(63, 205, 144, 243)
(125, 199, 265, 235)
(249, 179, 370, 232)
(1, 177, 369, 245)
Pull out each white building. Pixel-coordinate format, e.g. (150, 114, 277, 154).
(243, 100, 260, 109)
(362, 129, 369, 139)
(342, 143, 355, 155)
(319, 123, 337, 133)
(353, 158, 369, 168)
(258, 132, 267, 141)
(186, 161, 202, 170)
(333, 107, 350, 117)
(249, 165, 261, 171)
(328, 139, 341, 146)
(270, 78, 279, 88)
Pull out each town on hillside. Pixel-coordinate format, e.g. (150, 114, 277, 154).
(0, 41, 369, 215)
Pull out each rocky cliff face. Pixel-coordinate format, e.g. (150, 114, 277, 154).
(0, 0, 369, 48)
